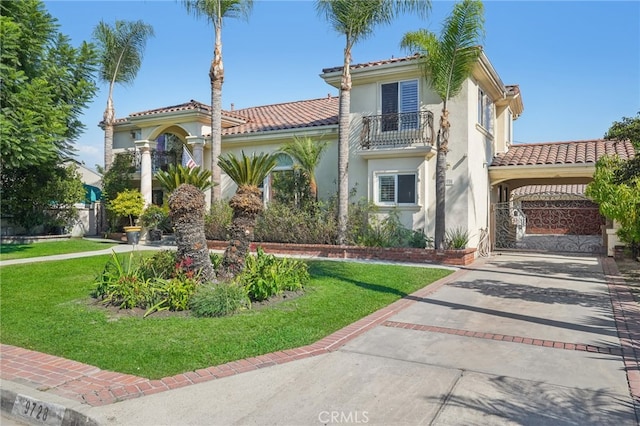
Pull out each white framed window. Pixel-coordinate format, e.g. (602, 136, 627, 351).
(375, 173, 417, 205)
(262, 153, 294, 203)
(381, 80, 419, 131)
(477, 88, 493, 133)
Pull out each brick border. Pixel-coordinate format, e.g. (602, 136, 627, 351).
(0, 268, 468, 407)
(382, 320, 623, 355)
(601, 257, 640, 421)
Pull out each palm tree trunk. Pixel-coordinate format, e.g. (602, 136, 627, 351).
(337, 44, 352, 245)
(434, 108, 450, 250)
(103, 97, 115, 170)
(210, 27, 223, 202)
(220, 185, 263, 279)
(169, 184, 216, 283)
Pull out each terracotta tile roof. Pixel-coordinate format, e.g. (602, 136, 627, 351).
(511, 184, 588, 199)
(129, 99, 211, 118)
(221, 96, 339, 136)
(491, 139, 635, 167)
(321, 54, 421, 74)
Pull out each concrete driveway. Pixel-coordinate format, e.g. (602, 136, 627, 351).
(2, 252, 639, 425)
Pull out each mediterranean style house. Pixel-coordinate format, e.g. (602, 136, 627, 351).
(108, 52, 633, 253)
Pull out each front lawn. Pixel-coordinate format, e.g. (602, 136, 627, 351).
(0, 256, 451, 379)
(0, 239, 118, 261)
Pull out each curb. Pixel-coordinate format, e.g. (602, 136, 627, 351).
(1, 385, 98, 426)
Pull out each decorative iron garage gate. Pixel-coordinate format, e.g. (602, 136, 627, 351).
(492, 194, 605, 253)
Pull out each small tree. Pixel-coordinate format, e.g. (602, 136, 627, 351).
(280, 135, 330, 203)
(108, 189, 145, 227)
(218, 151, 277, 278)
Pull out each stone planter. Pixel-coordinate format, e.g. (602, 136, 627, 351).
(124, 226, 142, 245)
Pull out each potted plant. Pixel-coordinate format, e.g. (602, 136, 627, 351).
(108, 189, 145, 244)
(140, 204, 167, 241)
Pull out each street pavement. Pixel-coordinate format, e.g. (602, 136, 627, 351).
(2, 247, 639, 425)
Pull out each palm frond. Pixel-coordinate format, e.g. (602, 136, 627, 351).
(182, 0, 253, 25)
(93, 20, 154, 85)
(401, 0, 484, 102)
(218, 151, 277, 188)
(155, 164, 214, 193)
(316, 0, 430, 44)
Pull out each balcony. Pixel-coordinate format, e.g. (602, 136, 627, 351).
(116, 150, 179, 174)
(360, 111, 434, 151)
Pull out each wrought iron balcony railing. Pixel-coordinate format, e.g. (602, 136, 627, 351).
(115, 150, 179, 174)
(360, 111, 434, 149)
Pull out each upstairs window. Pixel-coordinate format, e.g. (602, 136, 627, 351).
(376, 173, 417, 205)
(381, 80, 419, 131)
(477, 88, 493, 133)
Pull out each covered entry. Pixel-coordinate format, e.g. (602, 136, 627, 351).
(489, 139, 635, 254)
(492, 184, 605, 253)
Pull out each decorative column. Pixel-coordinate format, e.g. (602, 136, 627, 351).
(186, 135, 211, 208)
(186, 136, 205, 167)
(135, 139, 157, 207)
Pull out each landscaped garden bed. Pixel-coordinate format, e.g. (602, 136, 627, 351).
(0, 253, 451, 379)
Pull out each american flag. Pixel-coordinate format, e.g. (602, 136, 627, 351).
(182, 145, 197, 169)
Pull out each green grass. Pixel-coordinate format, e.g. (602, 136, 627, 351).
(0, 256, 452, 379)
(0, 239, 118, 260)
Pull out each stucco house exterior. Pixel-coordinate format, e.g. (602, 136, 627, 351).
(108, 52, 633, 253)
(110, 52, 521, 249)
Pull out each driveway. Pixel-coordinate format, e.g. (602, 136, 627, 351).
(2, 252, 639, 425)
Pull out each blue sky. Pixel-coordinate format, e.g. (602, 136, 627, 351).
(44, 0, 639, 170)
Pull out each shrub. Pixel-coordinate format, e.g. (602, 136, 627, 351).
(235, 248, 309, 301)
(255, 201, 337, 244)
(140, 204, 169, 230)
(93, 251, 155, 309)
(409, 229, 434, 248)
(445, 227, 470, 249)
(145, 277, 198, 317)
(204, 200, 233, 240)
(139, 250, 178, 280)
(189, 283, 250, 318)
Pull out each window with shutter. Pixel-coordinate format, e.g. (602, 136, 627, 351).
(381, 80, 418, 132)
(376, 173, 417, 205)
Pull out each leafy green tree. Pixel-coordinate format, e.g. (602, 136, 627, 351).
(316, 0, 431, 244)
(182, 0, 254, 203)
(0, 0, 97, 173)
(155, 164, 214, 194)
(1, 162, 85, 234)
(586, 155, 640, 254)
(93, 20, 154, 170)
(280, 136, 330, 202)
(218, 151, 277, 278)
(604, 112, 640, 184)
(401, 0, 484, 249)
(605, 112, 640, 149)
(107, 189, 145, 227)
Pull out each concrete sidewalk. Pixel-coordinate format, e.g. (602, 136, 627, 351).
(2, 252, 640, 425)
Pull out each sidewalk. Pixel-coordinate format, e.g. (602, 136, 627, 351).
(2, 251, 639, 425)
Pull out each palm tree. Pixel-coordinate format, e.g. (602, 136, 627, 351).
(280, 136, 330, 202)
(401, 0, 484, 249)
(182, 0, 253, 203)
(155, 164, 214, 194)
(93, 20, 154, 170)
(218, 151, 277, 278)
(316, 0, 430, 244)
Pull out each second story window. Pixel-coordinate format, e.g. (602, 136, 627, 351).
(381, 80, 419, 132)
(478, 88, 493, 134)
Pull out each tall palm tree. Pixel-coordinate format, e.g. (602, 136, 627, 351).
(280, 136, 330, 202)
(401, 0, 484, 249)
(316, 0, 430, 244)
(93, 20, 154, 170)
(182, 0, 253, 203)
(218, 151, 277, 278)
